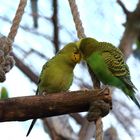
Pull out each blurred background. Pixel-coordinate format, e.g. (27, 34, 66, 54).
(0, 0, 140, 140)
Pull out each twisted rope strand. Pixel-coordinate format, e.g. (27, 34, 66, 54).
(96, 117, 103, 140)
(68, 0, 86, 39)
(8, 0, 27, 42)
(0, 0, 27, 82)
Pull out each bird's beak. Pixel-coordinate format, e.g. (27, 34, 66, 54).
(73, 51, 82, 63)
(75, 38, 83, 49)
(75, 38, 86, 61)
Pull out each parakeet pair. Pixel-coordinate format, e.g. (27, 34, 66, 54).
(27, 37, 140, 136)
(76, 37, 140, 109)
(26, 42, 81, 136)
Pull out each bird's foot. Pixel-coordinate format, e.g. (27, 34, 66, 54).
(98, 85, 109, 94)
(42, 91, 47, 96)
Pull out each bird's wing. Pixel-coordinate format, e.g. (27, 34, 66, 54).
(36, 59, 50, 95)
(101, 49, 129, 77)
(101, 49, 136, 89)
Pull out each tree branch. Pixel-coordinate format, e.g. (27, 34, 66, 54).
(117, 0, 129, 15)
(11, 52, 38, 84)
(0, 89, 111, 122)
(43, 118, 66, 140)
(70, 113, 86, 125)
(118, 0, 140, 59)
(52, 0, 59, 53)
(79, 121, 95, 140)
(31, 0, 38, 28)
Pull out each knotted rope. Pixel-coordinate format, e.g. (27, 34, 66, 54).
(0, 0, 27, 82)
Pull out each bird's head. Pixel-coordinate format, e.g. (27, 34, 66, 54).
(59, 43, 82, 64)
(76, 37, 98, 59)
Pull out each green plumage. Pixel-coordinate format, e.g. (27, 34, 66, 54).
(77, 37, 140, 109)
(0, 87, 8, 99)
(26, 43, 81, 136)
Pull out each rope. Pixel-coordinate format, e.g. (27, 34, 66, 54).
(8, 0, 27, 42)
(68, 0, 86, 39)
(95, 117, 103, 140)
(0, 0, 27, 82)
(68, 0, 103, 140)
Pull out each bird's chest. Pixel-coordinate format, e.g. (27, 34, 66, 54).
(42, 67, 73, 92)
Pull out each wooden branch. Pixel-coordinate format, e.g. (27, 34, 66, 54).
(0, 89, 111, 122)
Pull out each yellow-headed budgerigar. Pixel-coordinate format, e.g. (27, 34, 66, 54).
(26, 42, 81, 136)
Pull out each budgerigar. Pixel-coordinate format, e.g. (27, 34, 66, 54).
(0, 87, 8, 99)
(76, 37, 140, 109)
(26, 42, 81, 136)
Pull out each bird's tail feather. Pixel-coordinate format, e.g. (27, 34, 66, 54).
(130, 95, 140, 109)
(122, 87, 140, 109)
(26, 119, 37, 136)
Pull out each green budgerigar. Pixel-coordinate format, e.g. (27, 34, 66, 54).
(26, 43, 81, 136)
(0, 87, 9, 99)
(76, 37, 140, 109)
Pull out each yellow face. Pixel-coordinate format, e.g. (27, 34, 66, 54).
(71, 50, 81, 63)
(59, 42, 82, 63)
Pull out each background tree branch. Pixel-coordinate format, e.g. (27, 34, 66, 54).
(118, 0, 140, 59)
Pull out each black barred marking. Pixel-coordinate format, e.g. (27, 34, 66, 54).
(98, 43, 130, 78)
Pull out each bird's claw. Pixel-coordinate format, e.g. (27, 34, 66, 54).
(98, 85, 109, 94)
